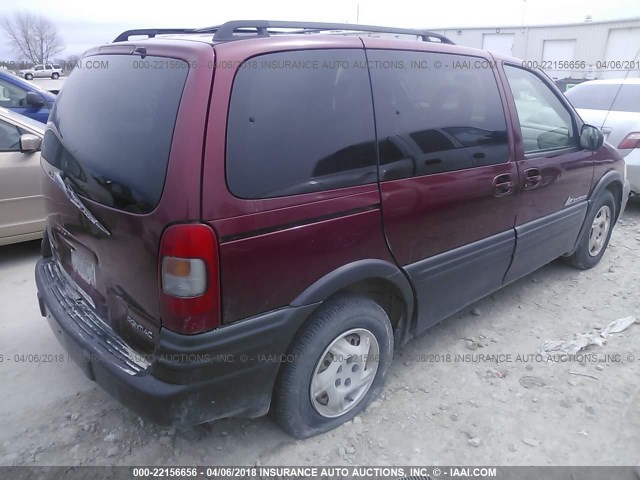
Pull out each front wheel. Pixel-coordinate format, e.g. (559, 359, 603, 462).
(566, 190, 616, 269)
(271, 294, 393, 438)
(51, 72, 60, 79)
(25, 73, 33, 80)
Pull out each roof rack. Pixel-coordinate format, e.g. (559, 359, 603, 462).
(114, 29, 197, 43)
(113, 21, 454, 45)
(207, 20, 454, 44)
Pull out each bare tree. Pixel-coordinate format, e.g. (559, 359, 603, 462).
(1, 11, 64, 64)
(64, 54, 81, 73)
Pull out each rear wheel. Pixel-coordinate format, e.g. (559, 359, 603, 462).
(271, 294, 393, 438)
(566, 190, 616, 269)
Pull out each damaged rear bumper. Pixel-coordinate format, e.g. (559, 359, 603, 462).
(36, 258, 316, 425)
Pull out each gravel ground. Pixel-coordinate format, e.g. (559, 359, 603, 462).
(0, 199, 639, 467)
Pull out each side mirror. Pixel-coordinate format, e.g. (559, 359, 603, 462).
(25, 91, 45, 108)
(579, 124, 604, 151)
(20, 134, 41, 153)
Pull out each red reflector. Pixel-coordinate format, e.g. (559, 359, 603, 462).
(618, 132, 640, 150)
(159, 224, 220, 334)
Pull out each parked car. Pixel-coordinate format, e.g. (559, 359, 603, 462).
(0, 107, 45, 246)
(554, 77, 590, 93)
(35, 21, 630, 438)
(0, 70, 56, 123)
(19, 63, 63, 80)
(565, 78, 640, 194)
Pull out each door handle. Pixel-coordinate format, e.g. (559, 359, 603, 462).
(523, 168, 541, 190)
(493, 174, 514, 197)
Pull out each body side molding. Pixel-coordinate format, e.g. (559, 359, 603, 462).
(404, 230, 515, 334)
(505, 202, 588, 284)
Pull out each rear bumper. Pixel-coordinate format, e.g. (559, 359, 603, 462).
(36, 258, 317, 425)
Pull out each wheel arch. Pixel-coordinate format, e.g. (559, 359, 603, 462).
(605, 180, 623, 221)
(290, 259, 416, 346)
(568, 170, 624, 256)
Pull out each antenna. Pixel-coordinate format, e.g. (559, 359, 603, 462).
(600, 46, 640, 130)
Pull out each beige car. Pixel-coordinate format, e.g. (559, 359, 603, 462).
(0, 107, 45, 246)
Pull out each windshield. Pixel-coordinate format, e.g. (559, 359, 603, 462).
(42, 54, 189, 213)
(566, 83, 640, 113)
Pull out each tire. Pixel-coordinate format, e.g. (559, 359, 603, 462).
(25, 74, 33, 80)
(271, 294, 393, 438)
(566, 190, 616, 270)
(52, 73, 59, 79)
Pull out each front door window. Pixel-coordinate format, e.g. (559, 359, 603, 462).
(504, 66, 577, 153)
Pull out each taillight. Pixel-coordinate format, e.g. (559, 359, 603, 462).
(618, 132, 640, 150)
(159, 224, 220, 334)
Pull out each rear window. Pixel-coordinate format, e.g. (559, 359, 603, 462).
(565, 83, 640, 113)
(43, 54, 188, 213)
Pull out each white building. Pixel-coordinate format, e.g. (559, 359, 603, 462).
(438, 17, 640, 80)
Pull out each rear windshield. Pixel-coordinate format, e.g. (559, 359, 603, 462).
(565, 83, 640, 113)
(43, 54, 188, 213)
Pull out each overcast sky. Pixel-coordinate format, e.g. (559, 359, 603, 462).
(1, 0, 639, 59)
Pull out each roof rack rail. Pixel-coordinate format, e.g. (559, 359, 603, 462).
(113, 21, 455, 45)
(113, 29, 196, 42)
(202, 20, 454, 44)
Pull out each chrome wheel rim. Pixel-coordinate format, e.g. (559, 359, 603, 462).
(588, 205, 611, 257)
(310, 328, 380, 418)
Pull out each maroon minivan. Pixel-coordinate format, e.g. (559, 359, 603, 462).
(36, 21, 630, 438)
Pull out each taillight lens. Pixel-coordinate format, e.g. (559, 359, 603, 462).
(618, 132, 640, 151)
(159, 224, 220, 334)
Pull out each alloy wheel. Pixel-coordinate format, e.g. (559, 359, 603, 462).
(588, 205, 611, 257)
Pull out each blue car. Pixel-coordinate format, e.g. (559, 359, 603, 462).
(0, 70, 56, 123)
